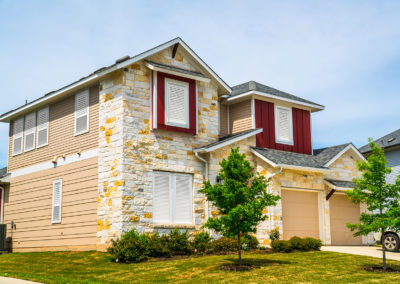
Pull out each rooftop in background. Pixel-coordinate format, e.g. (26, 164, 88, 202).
(225, 80, 324, 112)
(359, 129, 400, 154)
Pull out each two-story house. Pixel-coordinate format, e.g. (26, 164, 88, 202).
(0, 38, 371, 252)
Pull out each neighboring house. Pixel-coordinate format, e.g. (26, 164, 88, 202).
(359, 129, 400, 184)
(0, 37, 371, 252)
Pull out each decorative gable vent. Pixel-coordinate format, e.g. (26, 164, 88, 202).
(275, 106, 293, 145)
(52, 179, 62, 223)
(24, 112, 36, 152)
(165, 78, 189, 128)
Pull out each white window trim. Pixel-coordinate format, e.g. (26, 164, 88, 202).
(152, 171, 193, 225)
(274, 105, 294, 145)
(51, 178, 63, 224)
(0, 186, 4, 224)
(12, 117, 24, 156)
(164, 78, 190, 129)
(74, 89, 90, 136)
(36, 106, 49, 148)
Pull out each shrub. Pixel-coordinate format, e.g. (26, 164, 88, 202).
(269, 229, 280, 241)
(167, 229, 193, 255)
(108, 230, 147, 263)
(241, 234, 259, 250)
(303, 237, 322, 251)
(211, 237, 238, 252)
(271, 240, 292, 252)
(144, 233, 171, 257)
(192, 231, 212, 254)
(289, 236, 307, 251)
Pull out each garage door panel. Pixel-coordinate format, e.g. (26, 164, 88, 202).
(330, 194, 362, 245)
(282, 190, 320, 240)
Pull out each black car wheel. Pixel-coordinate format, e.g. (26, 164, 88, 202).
(383, 233, 400, 252)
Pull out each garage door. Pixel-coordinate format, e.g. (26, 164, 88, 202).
(330, 194, 362, 245)
(282, 190, 320, 240)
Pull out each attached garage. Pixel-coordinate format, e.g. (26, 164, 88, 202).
(329, 194, 362, 245)
(281, 189, 320, 240)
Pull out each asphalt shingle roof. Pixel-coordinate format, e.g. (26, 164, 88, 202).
(228, 81, 324, 108)
(145, 60, 208, 79)
(325, 179, 354, 188)
(359, 129, 400, 153)
(194, 129, 261, 151)
(252, 143, 351, 169)
(0, 167, 7, 178)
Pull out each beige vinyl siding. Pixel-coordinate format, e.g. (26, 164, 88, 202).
(229, 100, 252, 134)
(219, 104, 228, 137)
(3, 157, 98, 252)
(8, 85, 99, 172)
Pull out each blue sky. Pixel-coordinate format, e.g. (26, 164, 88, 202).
(1, 0, 400, 167)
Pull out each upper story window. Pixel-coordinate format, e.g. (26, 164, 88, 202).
(74, 90, 89, 136)
(37, 107, 49, 148)
(12, 118, 24, 156)
(24, 112, 36, 152)
(153, 171, 192, 224)
(165, 78, 189, 128)
(153, 72, 196, 135)
(275, 105, 293, 145)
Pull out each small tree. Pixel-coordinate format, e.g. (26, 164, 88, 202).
(199, 147, 280, 265)
(346, 139, 400, 271)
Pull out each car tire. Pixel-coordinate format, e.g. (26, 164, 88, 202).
(383, 233, 400, 252)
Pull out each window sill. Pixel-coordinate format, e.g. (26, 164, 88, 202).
(151, 223, 195, 229)
(74, 130, 89, 137)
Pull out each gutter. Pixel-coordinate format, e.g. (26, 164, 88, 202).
(194, 152, 209, 221)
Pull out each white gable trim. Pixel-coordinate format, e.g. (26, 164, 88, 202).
(323, 144, 365, 168)
(194, 128, 262, 153)
(226, 91, 324, 111)
(0, 37, 230, 122)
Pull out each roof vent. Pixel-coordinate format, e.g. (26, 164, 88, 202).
(115, 55, 130, 64)
(388, 137, 396, 143)
(249, 81, 257, 90)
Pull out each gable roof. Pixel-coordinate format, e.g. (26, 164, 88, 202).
(0, 37, 231, 122)
(225, 81, 324, 112)
(251, 142, 364, 171)
(193, 128, 263, 153)
(359, 129, 400, 154)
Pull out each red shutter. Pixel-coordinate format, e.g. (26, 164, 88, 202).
(155, 72, 196, 135)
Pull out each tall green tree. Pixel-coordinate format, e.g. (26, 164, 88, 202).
(200, 147, 280, 265)
(346, 139, 400, 270)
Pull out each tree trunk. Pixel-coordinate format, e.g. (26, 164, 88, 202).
(382, 228, 387, 271)
(238, 232, 242, 266)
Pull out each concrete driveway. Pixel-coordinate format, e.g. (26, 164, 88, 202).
(322, 246, 400, 261)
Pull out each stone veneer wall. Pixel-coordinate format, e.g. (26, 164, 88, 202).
(96, 47, 222, 248)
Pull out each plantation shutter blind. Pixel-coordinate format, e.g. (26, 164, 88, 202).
(12, 118, 24, 155)
(153, 172, 171, 223)
(165, 79, 188, 127)
(37, 107, 49, 147)
(276, 107, 291, 143)
(24, 112, 36, 152)
(173, 174, 192, 224)
(52, 179, 62, 223)
(75, 90, 89, 135)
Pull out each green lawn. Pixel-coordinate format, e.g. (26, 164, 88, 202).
(0, 250, 399, 283)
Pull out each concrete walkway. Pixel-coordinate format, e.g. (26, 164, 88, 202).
(322, 246, 400, 261)
(0, 277, 41, 284)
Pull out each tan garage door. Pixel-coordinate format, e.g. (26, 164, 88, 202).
(282, 190, 320, 240)
(330, 194, 362, 245)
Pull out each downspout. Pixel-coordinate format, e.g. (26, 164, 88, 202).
(266, 166, 283, 234)
(194, 152, 209, 221)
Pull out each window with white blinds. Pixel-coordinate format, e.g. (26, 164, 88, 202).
(24, 112, 36, 152)
(12, 118, 24, 156)
(75, 90, 89, 135)
(37, 107, 49, 148)
(52, 179, 63, 223)
(153, 171, 192, 224)
(275, 106, 293, 145)
(165, 78, 189, 128)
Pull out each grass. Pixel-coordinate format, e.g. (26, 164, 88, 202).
(0, 250, 399, 283)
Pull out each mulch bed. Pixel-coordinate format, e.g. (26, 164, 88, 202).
(364, 266, 400, 273)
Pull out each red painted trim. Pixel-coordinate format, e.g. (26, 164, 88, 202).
(255, 100, 312, 154)
(155, 72, 196, 135)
